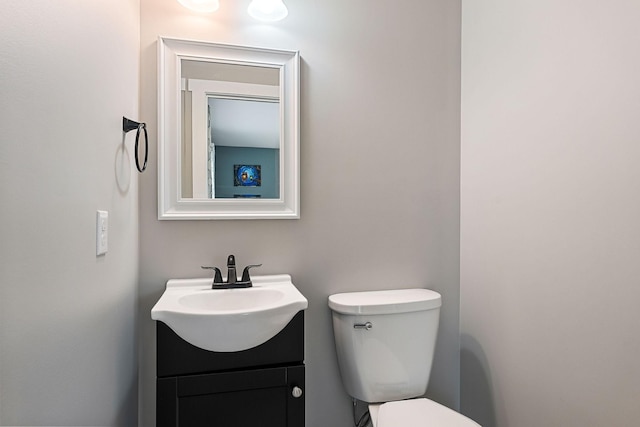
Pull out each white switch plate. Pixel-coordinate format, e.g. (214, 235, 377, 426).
(96, 210, 108, 256)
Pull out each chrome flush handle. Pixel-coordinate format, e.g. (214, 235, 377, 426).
(353, 322, 373, 330)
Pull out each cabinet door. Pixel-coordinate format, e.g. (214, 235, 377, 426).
(158, 366, 304, 427)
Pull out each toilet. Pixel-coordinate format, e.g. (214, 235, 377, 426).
(328, 289, 480, 427)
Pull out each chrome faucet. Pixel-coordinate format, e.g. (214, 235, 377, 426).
(201, 254, 262, 289)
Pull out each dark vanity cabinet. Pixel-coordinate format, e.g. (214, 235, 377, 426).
(156, 312, 305, 427)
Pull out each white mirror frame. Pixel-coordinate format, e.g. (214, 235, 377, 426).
(158, 37, 300, 220)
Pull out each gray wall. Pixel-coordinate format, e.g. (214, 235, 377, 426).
(139, 0, 461, 426)
(460, 1, 640, 426)
(0, 1, 140, 425)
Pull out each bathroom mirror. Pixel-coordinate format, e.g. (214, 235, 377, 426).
(158, 37, 300, 219)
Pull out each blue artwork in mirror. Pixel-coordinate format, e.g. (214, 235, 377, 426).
(234, 165, 261, 187)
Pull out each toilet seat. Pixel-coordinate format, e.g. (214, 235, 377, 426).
(370, 398, 481, 427)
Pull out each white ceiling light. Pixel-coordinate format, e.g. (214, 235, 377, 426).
(248, 0, 288, 22)
(177, 0, 220, 13)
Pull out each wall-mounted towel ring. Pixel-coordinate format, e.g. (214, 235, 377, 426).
(122, 117, 148, 173)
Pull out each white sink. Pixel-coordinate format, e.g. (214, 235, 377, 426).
(151, 274, 308, 352)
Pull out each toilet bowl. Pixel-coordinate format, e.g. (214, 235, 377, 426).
(369, 398, 480, 427)
(328, 289, 480, 427)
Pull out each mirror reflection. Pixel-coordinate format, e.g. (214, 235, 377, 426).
(181, 60, 281, 199)
(158, 37, 299, 220)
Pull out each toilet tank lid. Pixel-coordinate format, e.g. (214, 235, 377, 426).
(328, 288, 441, 315)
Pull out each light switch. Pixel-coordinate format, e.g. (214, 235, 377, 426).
(96, 210, 108, 256)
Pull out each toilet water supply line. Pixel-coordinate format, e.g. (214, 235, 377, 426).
(122, 116, 148, 173)
(353, 398, 372, 427)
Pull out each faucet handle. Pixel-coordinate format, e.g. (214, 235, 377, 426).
(241, 264, 262, 284)
(201, 266, 223, 284)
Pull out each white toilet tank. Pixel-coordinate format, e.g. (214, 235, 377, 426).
(328, 288, 442, 403)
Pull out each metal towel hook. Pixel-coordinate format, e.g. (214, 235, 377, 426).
(122, 116, 148, 173)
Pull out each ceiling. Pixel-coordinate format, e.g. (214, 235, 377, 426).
(208, 97, 280, 150)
